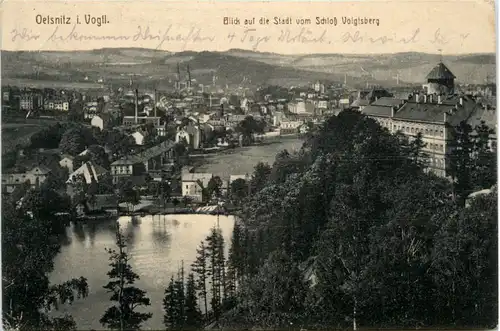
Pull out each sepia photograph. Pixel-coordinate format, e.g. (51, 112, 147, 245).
(1, 1, 497, 330)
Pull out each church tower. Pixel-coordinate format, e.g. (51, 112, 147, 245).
(423, 62, 456, 95)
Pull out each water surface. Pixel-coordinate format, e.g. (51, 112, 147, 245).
(50, 214, 235, 330)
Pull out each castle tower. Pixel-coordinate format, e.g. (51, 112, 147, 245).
(423, 62, 456, 95)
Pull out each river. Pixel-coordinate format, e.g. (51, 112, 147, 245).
(50, 214, 235, 330)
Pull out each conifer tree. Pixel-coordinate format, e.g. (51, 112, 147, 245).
(163, 276, 182, 330)
(191, 241, 209, 318)
(184, 273, 203, 330)
(100, 223, 152, 331)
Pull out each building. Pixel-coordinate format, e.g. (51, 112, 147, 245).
(423, 62, 456, 95)
(131, 131, 146, 145)
(122, 116, 161, 127)
(350, 88, 393, 111)
(176, 122, 202, 149)
(91, 114, 111, 131)
(67, 161, 108, 184)
(2, 166, 51, 193)
(288, 100, 315, 115)
(44, 98, 69, 112)
(181, 171, 213, 202)
(280, 120, 303, 134)
(110, 140, 175, 183)
(59, 154, 75, 173)
(20, 93, 43, 111)
(361, 61, 495, 178)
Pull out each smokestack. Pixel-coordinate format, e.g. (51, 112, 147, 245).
(135, 89, 138, 124)
(187, 64, 192, 88)
(154, 89, 157, 119)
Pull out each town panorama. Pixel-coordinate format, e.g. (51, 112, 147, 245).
(1, 48, 497, 331)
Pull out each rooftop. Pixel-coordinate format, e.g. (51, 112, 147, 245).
(426, 62, 456, 80)
(393, 95, 477, 126)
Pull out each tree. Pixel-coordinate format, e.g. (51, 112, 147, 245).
(448, 121, 475, 205)
(236, 116, 265, 145)
(249, 162, 271, 195)
(182, 195, 193, 208)
(59, 128, 86, 156)
(184, 273, 203, 330)
(230, 178, 248, 204)
(100, 223, 152, 331)
(87, 144, 110, 169)
(228, 222, 245, 283)
(206, 176, 223, 200)
(205, 226, 227, 321)
(119, 180, 140, 213)
(191, 241, 209, 318)
(3, 193, 88, 331)
(163, 276, 183, 330)
(471, 121, 496, 190)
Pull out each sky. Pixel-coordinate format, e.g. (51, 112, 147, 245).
(1, 0, 496, 54)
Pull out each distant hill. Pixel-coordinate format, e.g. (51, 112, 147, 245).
(1, 49, 495, 89)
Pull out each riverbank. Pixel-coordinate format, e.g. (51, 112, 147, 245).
(192, 136, 304, 178)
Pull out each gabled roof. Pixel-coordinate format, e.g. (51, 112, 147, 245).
(27, 165, 52, 174)
(426, 62, 456, 80)
(67, 161, 107, 184)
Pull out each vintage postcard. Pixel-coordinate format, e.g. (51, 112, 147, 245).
(1, 1, 497, 330)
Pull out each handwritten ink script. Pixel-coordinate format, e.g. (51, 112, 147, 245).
(10, 24, 470, 51)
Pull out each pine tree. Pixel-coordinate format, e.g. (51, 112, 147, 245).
(228, 222, 244, 283)
(191, 241, 209, 318)
(100, 223, 152, 331)
(206, 227, 222, 320)
(163, 276, 182, 330)
(205, 226, 227, 320)
(174, 263, 186, 329)
(448, 121, 475, 205)
(184, 273, 203, 330)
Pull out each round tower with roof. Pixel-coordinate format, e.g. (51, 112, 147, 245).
(423, 62, 456, 95)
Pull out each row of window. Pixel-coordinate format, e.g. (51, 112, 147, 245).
(428, 157, 445, 167)
(426, 143, 444, 152)
(112, 166, 132, 175)
(396, 125, 444, 137)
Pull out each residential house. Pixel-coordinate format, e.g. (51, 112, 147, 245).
(20, 93, 44, 111)
(67, 161, 108, 184)
(181, 172, 213, 202)
(131, 131, 146, 145)
(176, 122, 202, 149)
(2, 166, 51, 193)
(91, 114, 111, 131)
(78, 194, 118, 216)
(288, 100, 315, 115)
(122, 116, 161, 127)
(350, 88, 393, 111)
(110, 140, 175, 183)
(44, 98, 70, 112)
(59, 154, 75, 173)
(280, 120, 303, 134)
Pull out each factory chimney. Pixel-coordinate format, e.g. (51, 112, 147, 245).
(135, 89, 139, 124)
(187, 64, 192, 88)
(154, 89, 157, 119)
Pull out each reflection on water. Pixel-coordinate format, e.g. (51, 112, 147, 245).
(50, 214, 235, 330)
